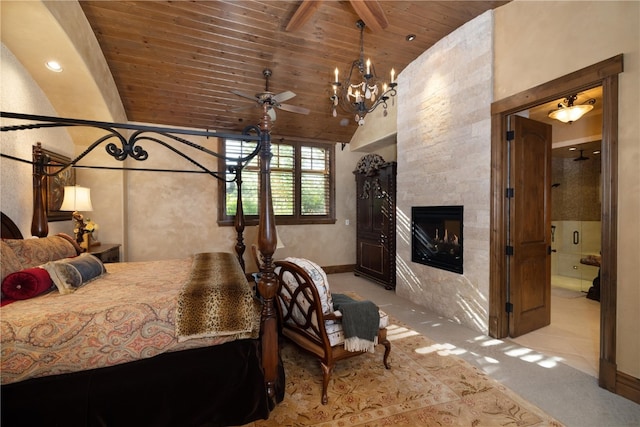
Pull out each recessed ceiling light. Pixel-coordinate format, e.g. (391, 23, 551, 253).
(45, 60, 63, 72)
(406, 34, 416, 42)
(593, 150, 601, 155)
(568, 147, 577, 151)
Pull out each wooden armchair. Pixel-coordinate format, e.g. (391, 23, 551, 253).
(274, 258, 391, 404)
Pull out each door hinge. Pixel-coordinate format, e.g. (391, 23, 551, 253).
(506, 245, 514, 256)
(506, 130, 515, 141)
(505, 302, 513, 313)
(505, 188, 514, 198)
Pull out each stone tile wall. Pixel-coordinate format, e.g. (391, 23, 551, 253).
(395, 11, 493, 334)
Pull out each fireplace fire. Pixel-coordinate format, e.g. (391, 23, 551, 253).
(411, 206, 463, 274)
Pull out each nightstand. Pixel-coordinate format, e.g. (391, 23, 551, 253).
(88, 243, 121, 263)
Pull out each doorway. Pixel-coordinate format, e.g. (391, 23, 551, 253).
(507, 89, 603, 376)
(488, 55, 622, 392)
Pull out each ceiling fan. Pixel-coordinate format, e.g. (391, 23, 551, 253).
(230, 68, 310, 122)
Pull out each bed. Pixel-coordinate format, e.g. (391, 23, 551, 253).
(0, 111, 284, 426)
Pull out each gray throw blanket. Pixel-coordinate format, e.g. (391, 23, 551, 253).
(332, 293, 379, 353)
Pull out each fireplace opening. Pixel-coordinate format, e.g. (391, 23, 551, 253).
(411, 205, 463, 274)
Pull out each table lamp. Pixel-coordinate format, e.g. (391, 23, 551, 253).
(60, 185, 93, 246)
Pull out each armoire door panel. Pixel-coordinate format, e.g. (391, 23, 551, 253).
(359, 241, 385, 275)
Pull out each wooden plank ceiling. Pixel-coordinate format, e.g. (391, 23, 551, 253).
(79, 1, 508, 143)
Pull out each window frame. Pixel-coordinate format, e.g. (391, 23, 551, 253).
(217, 138, 336, 226)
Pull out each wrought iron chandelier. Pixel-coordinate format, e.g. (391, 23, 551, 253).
(330, 20, 397, 126)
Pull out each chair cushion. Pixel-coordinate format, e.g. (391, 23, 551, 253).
(282, 257, 333, 315)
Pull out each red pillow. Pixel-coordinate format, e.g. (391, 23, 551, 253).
(1, 267, 54, 300)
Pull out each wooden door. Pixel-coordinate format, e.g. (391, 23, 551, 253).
(508, 116, 552, 337)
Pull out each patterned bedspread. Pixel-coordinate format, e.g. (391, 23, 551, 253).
(1, 256, 260, 385)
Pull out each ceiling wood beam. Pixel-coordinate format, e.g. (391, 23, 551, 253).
(348, 0, 388, 32)
(286, 0, 324, 32)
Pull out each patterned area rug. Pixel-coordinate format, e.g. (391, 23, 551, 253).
(245, 317, 563, 426)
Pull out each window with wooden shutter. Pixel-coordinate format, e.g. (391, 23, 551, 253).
(219, 139, 335, 225)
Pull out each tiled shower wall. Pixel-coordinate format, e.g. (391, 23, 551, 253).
(551, 154, 602, 287)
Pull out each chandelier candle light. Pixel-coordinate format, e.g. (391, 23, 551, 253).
(331, 20, 397, 126)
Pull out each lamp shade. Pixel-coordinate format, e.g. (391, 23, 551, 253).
(60, 186, 93, 212)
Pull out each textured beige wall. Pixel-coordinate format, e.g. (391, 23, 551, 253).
(272, 144, 364, 269)
(1, 1, 126, 255)
(121, 134, 365, 269)
(494, 0, 639, 380)
(350, 99, 398, 151)
(395, 11, 494, 334)
(123, 131, 230, 262)
(0, 44, 75, 236)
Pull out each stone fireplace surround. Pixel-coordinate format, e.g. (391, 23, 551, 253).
(395, 11, 493, 334)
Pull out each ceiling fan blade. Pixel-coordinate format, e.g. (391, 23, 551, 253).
(278, 103, 310, 115)
(230, 90, 258, 101)
(349, 0, 388, 32)
(285, 0, 324, 32)
(267, 107, 277, 122)
(273, 90, 296, 103)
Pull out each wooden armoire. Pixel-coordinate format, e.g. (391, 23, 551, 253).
(353, 154, 397, 289)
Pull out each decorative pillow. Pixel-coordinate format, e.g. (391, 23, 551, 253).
(42, 253, 106, 294)
(282, 257, 333, 315)
(1, 267, 54, 300)
(5, 236, 78, 269)
(1, 240, 24, 283)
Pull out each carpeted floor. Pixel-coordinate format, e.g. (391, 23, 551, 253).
(244, 316, 563, 427)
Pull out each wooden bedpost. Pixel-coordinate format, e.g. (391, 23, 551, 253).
(256, 103, 279, 398)
(31, 143, 48, 237)
(233, 161, 246, 272)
